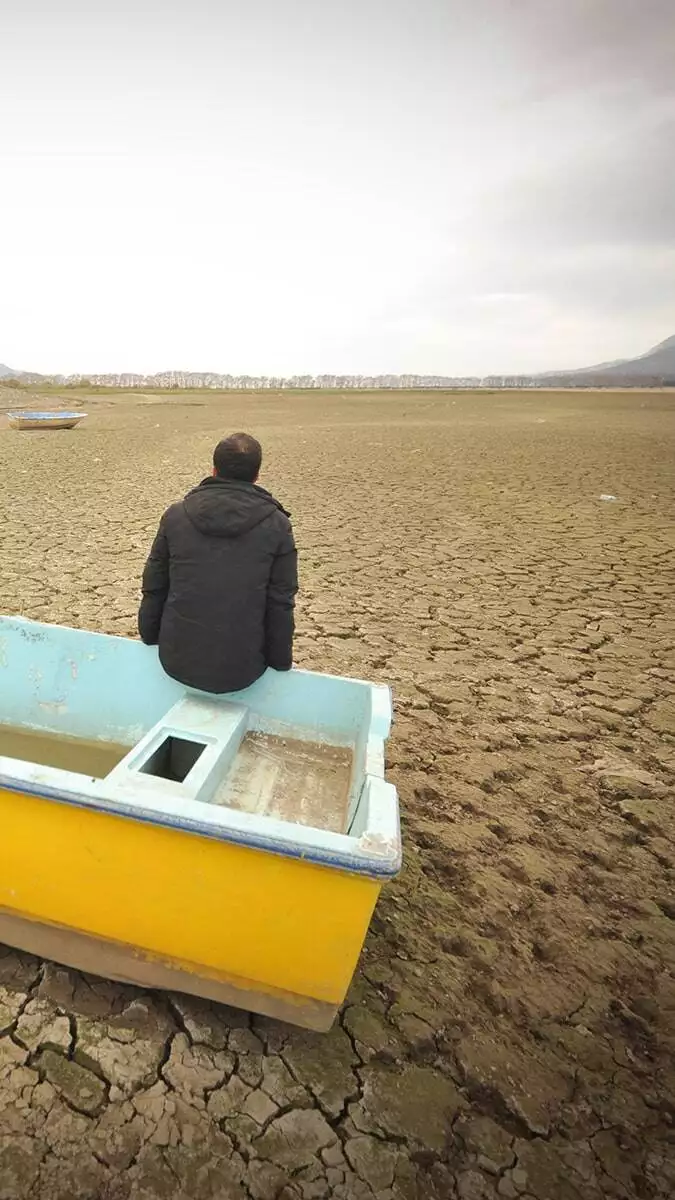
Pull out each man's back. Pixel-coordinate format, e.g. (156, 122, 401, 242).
(138, 441, 297, 694)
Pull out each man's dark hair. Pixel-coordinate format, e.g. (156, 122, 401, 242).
(213, 433, 262, 482)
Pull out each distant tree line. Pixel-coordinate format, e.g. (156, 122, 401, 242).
(3, 371, 674, 391)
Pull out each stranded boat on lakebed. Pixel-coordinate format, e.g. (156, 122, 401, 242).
(7, 410, 87, 430)
(0, 616, 400, 1030)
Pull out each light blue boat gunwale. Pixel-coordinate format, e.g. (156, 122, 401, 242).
(0, 617, 401, 880)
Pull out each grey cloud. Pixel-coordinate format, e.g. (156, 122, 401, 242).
(512, 0, 675, 95)
(488, 115, 675, 249)
(527, 249, 675, 313)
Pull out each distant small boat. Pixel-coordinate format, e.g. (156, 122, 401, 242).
(7, 410, 87, 431)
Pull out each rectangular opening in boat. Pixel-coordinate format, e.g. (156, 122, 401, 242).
(139, 735, 207, 784)
(0, 725, 131, 779)
(213, 732, 354, 833)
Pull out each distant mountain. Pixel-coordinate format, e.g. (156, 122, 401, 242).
(0, 362, 43, 382)
(544, 334, 675, 382)
(0, 364, 46, 385)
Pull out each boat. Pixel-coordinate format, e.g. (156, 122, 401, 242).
(0, 616, 400, 1031)
(7, 410, 87, 430)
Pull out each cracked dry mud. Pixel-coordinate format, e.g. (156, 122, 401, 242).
(0, 386, 674, 1199)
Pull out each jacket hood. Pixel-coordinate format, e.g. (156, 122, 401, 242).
(183, 477, 289, 539)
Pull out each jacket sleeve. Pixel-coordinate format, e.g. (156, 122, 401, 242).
(264, 523, 298, 671)
(138, 517, 170, 645)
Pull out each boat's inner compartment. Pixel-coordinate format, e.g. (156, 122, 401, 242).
(139, 734, 208, 784)
(1, 690, 367, 836)
(213, 732, 354, 834)
(112, 696, 361, 834)
(0, 724, 132, 779)
(1, 693, 364, 835)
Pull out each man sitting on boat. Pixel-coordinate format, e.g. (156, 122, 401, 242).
(138, 432, 297, 693)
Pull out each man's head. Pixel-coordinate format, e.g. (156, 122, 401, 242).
(212, 433, 262, 483)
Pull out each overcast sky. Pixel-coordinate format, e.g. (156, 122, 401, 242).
(1, 0, 673, 376)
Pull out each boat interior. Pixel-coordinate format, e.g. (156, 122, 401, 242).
(0, 618, 396, 856)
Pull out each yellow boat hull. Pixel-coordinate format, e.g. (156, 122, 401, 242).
(0, 785, 380, 1030)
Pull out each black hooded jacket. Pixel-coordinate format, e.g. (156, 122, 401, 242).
(138, 477, 297, 693)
